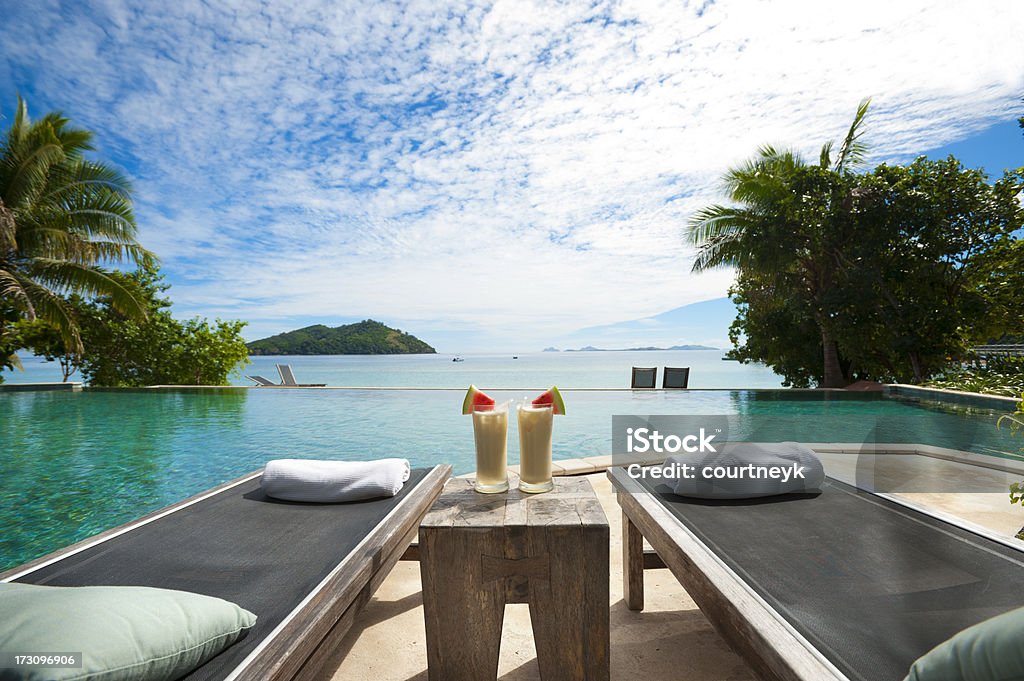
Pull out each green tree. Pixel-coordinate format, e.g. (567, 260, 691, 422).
(688, 100, 870, 387)
(841, 161, 1024, 382)
(692, 103, 1024, 387)
(0, 96, 150, 360)
(14, 316, 80, 381)
(75, 262, 249, 386)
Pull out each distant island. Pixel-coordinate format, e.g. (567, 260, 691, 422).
(247, 320, 436, 355)
(563, 344, 719, 352)
(543, 347, 560, 352)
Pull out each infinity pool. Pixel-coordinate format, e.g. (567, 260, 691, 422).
(0, 388, 1018, 570)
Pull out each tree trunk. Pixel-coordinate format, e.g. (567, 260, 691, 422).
(820, 327, 846, 388)
(908, 351, 924, 384)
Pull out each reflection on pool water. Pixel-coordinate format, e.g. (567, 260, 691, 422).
(0, 388, 1018, 571)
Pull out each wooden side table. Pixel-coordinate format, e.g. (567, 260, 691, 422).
(419, 476, 610, 681)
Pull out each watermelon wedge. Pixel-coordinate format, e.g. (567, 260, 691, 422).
(462, 385, 496, 414)
(531, 386, 566, 415)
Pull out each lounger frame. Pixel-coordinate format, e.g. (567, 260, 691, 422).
(2, 464, 451, 681)
(610, 459, 1024, 681)
(610, 467, 847, 681)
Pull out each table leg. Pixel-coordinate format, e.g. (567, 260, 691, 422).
(528, 525, 610, 681)
(623, 511, 645, 611)
(420, 529, 505, 681)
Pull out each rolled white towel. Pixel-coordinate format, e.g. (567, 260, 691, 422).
(260, 458, 411, 503)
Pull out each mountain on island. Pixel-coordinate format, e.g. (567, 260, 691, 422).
(542, 347, 560, 352)
(565, 344, 719, 352)
(247, 320, 436, 355)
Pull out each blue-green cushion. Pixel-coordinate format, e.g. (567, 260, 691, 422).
(0, 582, 256, 681)
(904, 605, 1024, 681)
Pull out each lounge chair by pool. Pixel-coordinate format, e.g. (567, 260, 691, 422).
(2, 464, 451, 681)
(631, 367, 657, 389)
(662, 366, 690, 389)
(609, 464, 1024, 681)
(276, 364, 326, 387)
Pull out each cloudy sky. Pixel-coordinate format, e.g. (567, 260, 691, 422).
(2, 0, 1023, 351)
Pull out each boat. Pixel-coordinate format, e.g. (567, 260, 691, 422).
(452, 357, 465, 362)
(513, 355, 518, 359)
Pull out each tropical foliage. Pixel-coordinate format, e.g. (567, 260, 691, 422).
(689, 102, 1024, 387)
(0, 96, 150, 368)
(1000, 394, 1024, 508)
(1, 97, 249, 386)
(61, 262, 250, 387)
(926, 356, 1024, 399)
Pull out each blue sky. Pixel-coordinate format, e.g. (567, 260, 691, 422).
(2, 0, 1022, 352)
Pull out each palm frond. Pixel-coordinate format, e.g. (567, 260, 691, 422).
(0, 197, 14, 249)
(687, 205, 756, 272)
(2, 138, 65, 208)
(819, 141, 833, 169)
(834, 98, 871, 172)
(16, 277, 83, 351)
(0, 268, 32, 314)
(24, 259, 146, 319)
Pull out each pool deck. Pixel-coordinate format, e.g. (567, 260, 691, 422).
(330, 452, 1024, 681)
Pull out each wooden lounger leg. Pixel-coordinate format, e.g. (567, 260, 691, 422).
(623, 510, 645, 611)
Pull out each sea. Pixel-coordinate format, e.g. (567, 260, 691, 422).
(5, 350, 785, 389)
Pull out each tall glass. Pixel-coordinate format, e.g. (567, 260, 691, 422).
(517, 403, 554, 493)
(472, 403, 509, 493)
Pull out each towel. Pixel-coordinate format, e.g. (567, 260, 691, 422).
(260, 458, 411, 503)
(662, 442, 824, 499)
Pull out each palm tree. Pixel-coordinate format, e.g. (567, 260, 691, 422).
(687, 100, 870, 388)
(0, 96, 151, 357)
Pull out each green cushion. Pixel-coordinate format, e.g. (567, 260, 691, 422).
(905, 605, 1024, 681)
(0, 582, 256, 681)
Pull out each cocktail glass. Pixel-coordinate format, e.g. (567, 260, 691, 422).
(517, 402, 554, 493)
(472, 402, 509, 493)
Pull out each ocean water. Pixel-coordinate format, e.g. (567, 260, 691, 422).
(6, 349, 785, 389)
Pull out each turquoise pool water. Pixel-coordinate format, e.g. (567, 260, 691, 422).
(0, 389, 1019, 571)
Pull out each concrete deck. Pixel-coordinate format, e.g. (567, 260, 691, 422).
(331, 454, 1024, 681)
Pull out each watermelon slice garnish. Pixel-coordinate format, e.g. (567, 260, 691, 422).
(531, 386, 566, 415)
(462, 385, 496, 414)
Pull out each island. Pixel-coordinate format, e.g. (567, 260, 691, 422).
(542, 347, 560, 352)
(564, 344, 719, 352)
(247, 320, 436, 355)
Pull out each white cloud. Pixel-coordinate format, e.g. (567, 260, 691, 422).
(2, 0, 1023, 350)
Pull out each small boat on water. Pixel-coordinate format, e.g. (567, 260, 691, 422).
(452, 357, 465, 362)
(512, 355, 518, 359)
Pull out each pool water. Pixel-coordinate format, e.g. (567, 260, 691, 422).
(0, 389, 1019, 571)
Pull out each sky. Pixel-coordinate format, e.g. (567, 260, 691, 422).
(1, 0, 1023, 353)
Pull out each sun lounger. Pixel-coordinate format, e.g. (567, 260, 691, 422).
(631, 367, 657, 389)
(662, 366, 690, 389)
(2, 464, 451, 681)
(276, 363, 326, 387)
(608, 466, 1024, 681)
(277, 364, 299, 385)
(246, 375, 279, 386)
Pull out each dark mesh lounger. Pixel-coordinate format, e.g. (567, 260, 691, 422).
(1, 464, 451, 681)
(609, 467, 1024, 681)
